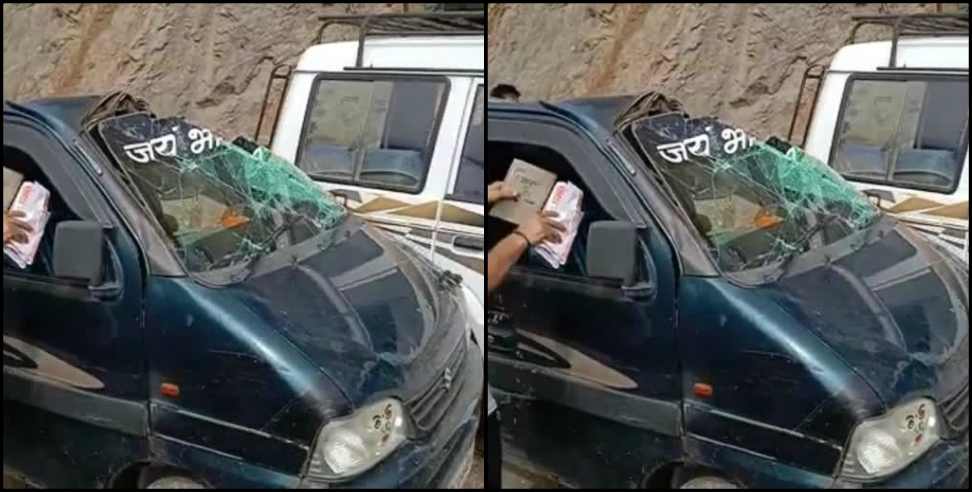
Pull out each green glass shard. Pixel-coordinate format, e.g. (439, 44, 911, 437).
(99, 113, 348, 279)
(165, 143, 347, 270)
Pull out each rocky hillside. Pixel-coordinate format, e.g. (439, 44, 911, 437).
(488, 3, 963, 138)
(2, 3, 412, 138)
(3, 3, 963, 141)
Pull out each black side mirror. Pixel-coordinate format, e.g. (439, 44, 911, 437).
(586, 221, 638, 285)
(53, 221, 104, 285)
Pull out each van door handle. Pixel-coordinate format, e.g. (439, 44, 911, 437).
(89, 282, 121, 301)
(486, 328, 517, 354)
(622, 281, 656, 301)
(453, 236, 484, 252)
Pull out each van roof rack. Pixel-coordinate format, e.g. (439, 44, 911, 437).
(849, 13, 969, 68)
(317, 10, 485, 68)
(786, 12, 968, 146)
(255, 9, 484, 146)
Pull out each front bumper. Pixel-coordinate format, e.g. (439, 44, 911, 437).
(301, 345, 484, 488)
(834, 434, 969, 489)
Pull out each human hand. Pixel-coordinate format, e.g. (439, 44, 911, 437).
(487, 181, 519, 205)
(3, 210, 33, 246)
(516, 210, 566, 246)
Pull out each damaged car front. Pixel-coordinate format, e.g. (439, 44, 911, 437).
(90, 110, 482, 488)
(625, 111, 969, 488)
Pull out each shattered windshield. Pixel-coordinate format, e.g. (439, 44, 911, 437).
(99, 113, 347, 279)
(630, 114, 880, 281)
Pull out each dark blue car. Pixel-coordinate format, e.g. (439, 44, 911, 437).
(3, 95, 482, 488)
(486, 92, 969, 488)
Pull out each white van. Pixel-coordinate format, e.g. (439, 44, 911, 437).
(254, 11, 486, 310)
(792, 14, 969, 262)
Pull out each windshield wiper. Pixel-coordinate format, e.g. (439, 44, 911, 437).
(203, 213, 305, 279)
(229, 210, 350, 284)
(228, 213, 307, 283)
(769, 214, 840, 283)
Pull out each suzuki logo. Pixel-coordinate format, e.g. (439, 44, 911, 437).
(442, 368, 454, 391)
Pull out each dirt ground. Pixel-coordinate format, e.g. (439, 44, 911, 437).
(464, 450, 484, 489)
(501, 460, 561, 489)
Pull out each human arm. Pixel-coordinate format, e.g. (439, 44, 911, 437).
(487, 211, 565, 294)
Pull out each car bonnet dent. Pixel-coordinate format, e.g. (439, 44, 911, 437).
(777, 222, 969, 414)
(233, 223, 468, 404)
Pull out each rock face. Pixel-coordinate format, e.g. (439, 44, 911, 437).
(488, 3, 959, 138)
(2, 3, 409, 138)
(3, 3, 961, 141)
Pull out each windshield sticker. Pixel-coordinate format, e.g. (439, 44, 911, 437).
(656, 127, 757, 163)
(721, 127, 757, 154)
(120, 127, 224, 164)
(122, 134, 177, 163)
(657, 134, 711, 163)
(189, 128, 222, 155)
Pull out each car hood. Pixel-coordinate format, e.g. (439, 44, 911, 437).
(229, 219, 467, 406)
(775, 220, 969, 407)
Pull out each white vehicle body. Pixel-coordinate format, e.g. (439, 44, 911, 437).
(802, 34, 969, 262)
(269, 28, 485, 348)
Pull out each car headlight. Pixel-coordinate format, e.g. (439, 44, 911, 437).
(841, 398, 940, 479)
(460, 285, 484, 353)
(307, 399, 409, 480)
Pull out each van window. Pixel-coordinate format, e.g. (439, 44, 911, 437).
(3, 146, 81, 278)
(832, 76, 969, 193)
(297, 77, 449, 194)
(449, 86, 485, 204)
(486, 141, 614, 279)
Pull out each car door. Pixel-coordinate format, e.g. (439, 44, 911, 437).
(439, 81, 486, 305)
(3, 120, 148, 488)
(485, 116, 682, 488)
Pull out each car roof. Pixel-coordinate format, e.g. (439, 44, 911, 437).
(830, 36, 968, 72)
(5, 95, 103, 139)
(488, 94, 637, 136)
(557, 95, 637, 131)
(297, 35, 484, 72)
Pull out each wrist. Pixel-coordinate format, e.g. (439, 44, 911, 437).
(512, 230, 533, 248)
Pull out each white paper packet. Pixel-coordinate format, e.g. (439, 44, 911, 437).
(535, 181, 584, 268)
(4, 181, 51, 269)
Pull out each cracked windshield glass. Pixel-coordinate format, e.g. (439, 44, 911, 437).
(630, 114, 880, 279)
(99, 113, 347, 277)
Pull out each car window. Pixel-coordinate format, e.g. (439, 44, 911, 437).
(832, 77, 969, 193)
(485, 142, 611, 279)
(2, 146, 80, 279)
(297, 77, 448, 193)
(450, 86, 485, 204)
